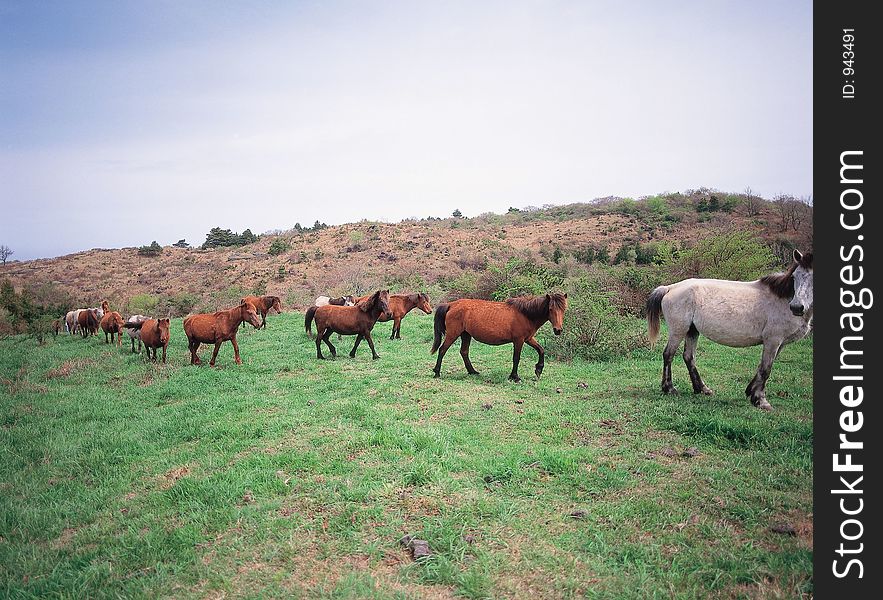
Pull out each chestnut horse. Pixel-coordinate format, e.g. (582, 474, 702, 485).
(431, 293, 568, 382)
(240, 295, 282, 329)
(354, 293, 432, 339)
(305, 290, 391, 360)
(77, 309, 101, 338)
(125, 318, 171, 363)
(100, 306, 126, 347)
(183, 301, 262, 366)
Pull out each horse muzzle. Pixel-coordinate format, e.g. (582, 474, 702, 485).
(790, 305, 805, 317)
(553, 328, 563, 335)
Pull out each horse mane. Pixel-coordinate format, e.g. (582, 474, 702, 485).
(357, 291, 381, 312)
(759, 263, 797, 299)
(506, 293, 567, 319)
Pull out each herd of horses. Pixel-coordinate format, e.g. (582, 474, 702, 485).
(54, 250, 813, 410)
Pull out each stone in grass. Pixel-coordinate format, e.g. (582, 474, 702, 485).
(568, 509, 589, 520)
(481, 403, 493, 410)
(682, 447, 701, 458)
(556, 387, 563, 394)
(399, 534, 432, 560)
(770, 522, 797, 536)
(577, 381, 589, 389)
(660, 447, 678, 458)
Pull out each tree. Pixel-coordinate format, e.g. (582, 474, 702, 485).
(452, 209, 463, 218)
(138, 241, 163, 256)
(743, 187, 761, 217)
(0, 245, 13, 264)
(238, 229, 258, 245)
(172, 239, 190, 248)
(268, 239, 290, 256)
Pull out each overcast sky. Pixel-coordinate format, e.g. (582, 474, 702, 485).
(1, 0, 812, 260)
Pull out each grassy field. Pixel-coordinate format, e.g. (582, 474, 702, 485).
(1, 312, 812, 599)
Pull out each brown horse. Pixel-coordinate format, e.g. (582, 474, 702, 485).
(183, 301, 262, 366)
(126, 318, 171, 363)
(431, 293, 568, 382)
(100, 308, 126, 346)
(240, 295, 282, 329)
(77, 309, 101, 338)
(354, 293, 432, 339)
(305, 290, 391, 360)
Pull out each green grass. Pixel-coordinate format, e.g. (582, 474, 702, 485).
(1, 314, 812, 599)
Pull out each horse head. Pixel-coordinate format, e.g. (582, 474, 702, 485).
(344, 295, 355, 306)
(547, 293, 568, 335)
(269, 296, 282, 314)
(157, 318, 171, 345)
(416, 293, 433, 314)
(239, 300, 263, 328)
(789, 250, 813, 317)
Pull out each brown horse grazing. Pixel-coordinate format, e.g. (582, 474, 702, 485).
(354, 293, 432, 339)
(305, 290, 391, 360)
(126, 318, 171, 363)
(240, 295, 282, 329)
(100, 310, 126, 346)
(183, 301, 262, 366)
(431, 293, 568, 382)
(77, 309, 101, 338)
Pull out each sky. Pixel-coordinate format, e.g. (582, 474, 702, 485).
(0, 0, 812, 260)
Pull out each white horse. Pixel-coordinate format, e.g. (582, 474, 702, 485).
(125, 315, 149, 353)
(314, 295, 355, 307)
(64, 307, 105, 335)
(647, 249, 813, 410)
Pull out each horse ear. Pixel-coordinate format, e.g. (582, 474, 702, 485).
(793, 249, 803, 263)
(564, 293, 568, 298)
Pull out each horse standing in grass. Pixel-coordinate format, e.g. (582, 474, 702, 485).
(183, 301, 262, 366)
(354, 292, 432, 339)
(305, 290, 391, 360)
(100, 304, 126, 347)
(431, 293, 568, 382)
(125, 318, 171, 363)
(647, 249, 814, 411)
(240, 295, 282, 329)
(314, 295, 355, 307)
(125, 315, 148, 353)
(77, 309, 101, 338)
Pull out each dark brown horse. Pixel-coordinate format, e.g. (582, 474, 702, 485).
(431, 293, 568, 382)
(305, 290, 391, 359)
(240, 295, 282, 329)
(125, 318, 171, 363)
(354, 292, 432, 339)
(100, 308, 126, 346)
(183, 301, 262, 366)
(77, 309, 101, 338)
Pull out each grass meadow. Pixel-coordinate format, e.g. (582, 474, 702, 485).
(1, 312, 812, 599)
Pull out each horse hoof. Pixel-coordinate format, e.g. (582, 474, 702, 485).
(433, 372, 440, 379)
(700, 387, 714, 396)
(753, 398, 773, 411)
(662, 385, 678, 395)
(468, 370, 480, 376)
(509, 376, 521, 383)
(372, 355, 380, 360)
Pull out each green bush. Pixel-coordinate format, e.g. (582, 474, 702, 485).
(268, 238, 290, 256)
(138, 241, 163, 256)
(540, 276, 648, 362)
(126, 294, 159, 315)
(662, 230, 777, 281)
(168, 292, 199, 317)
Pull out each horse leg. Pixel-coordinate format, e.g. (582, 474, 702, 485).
(661, 333, 683, 395)
(162, 345, 167, 364)
(231, 336, 242, 364)
(391, 317, 401, 340)
(209, 342, 222, 366)
(509, 340, 524, 382)
(745, 339, 782, 411)
(459, 333, 480, 375)
(525, 336, 545, 379)
(365, 331, 380, 359)
(323, 329, 337, 359)
(261, 311, 267, 329)
(349, 334, 363, 358)
(433, 331, 459, 378)
(190, 340, 201, 364)
(683, 325, 713, 395)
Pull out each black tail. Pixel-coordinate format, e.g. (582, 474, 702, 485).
(124, 321, 145, 330)
(430, 303, 450, 354)
(305, 306, 318, 338)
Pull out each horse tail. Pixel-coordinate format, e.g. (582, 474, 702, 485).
(646, 286, 670, 346)
(124, 321, 145, 330)
(305, 306, 318, 338)
(430, 303, 450, 354)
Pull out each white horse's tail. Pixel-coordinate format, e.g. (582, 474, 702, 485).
(646, 285, 670, 346)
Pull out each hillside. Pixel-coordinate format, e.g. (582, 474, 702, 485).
(0, 190, 812, 314)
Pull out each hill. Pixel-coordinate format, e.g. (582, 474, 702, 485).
(0, 189, 812, 316)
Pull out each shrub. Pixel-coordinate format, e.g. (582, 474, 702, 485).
(268, 238, 290, 256)
(477, 258, 564, 301)
(127, 294, 159, 315)
(168, 292, 199, 317)
(663, 230, 777, 281)
(540, 276, 648, 362)
(138, 241, 163, 256)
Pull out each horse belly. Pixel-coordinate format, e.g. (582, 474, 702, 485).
(694, 315, 763, 347)
(462, 317, 511, 346)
